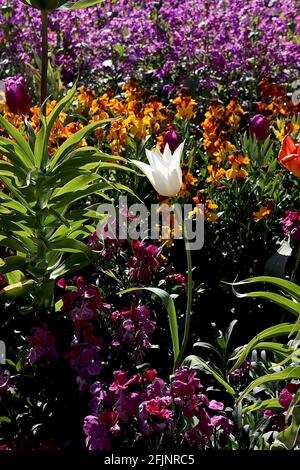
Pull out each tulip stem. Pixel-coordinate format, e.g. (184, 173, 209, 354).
(175, 208, 193, 368)
(41, 9, 48, 114)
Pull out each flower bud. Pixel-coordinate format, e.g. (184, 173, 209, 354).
(4, 75, 31, 115)
(249, 114, 269, 141)
(163, 127, 182, 153)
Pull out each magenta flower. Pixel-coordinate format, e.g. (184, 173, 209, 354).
(208, 400, 224, 411)
(83, 412, 120, 451)
(278, 388, 294, 409)
(163, 127, 182, 153)
(4, 75, 31, 115)
(282, 211, 300, 241)
(210, 415, 234, 434)
(249, 114, 269, 141)
(26, 324, 58, 364)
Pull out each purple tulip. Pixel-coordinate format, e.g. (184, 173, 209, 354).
(163, 127, 182, 152)
(249, 114, 269, 141)
(4, 75, 31, 115)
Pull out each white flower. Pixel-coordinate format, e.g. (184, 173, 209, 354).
(131, 142, 184, 197)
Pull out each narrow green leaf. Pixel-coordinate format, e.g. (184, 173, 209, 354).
(0, 115, 34, 167)
(237, 366, 300, 403)
(229, 323, 299, 373)
(182, 354, 237, 397)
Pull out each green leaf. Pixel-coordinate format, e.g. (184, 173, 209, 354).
(49, 252, 93, 278)
(238, 366, 300, 403)
(5, 270, 26, 284)
(232, 288, 300, 317)
(254, 341, 295, 357)
(50, 238, 97, 259)
(50, 118, 115, 169)
(0, 137, 31, 171)
(229, 323, 299, 373)
(231, 276, 300, 303)
(0, 232, 30, 253)
(0, 115, 34, 167)
(277, 406, 300, 450)
(244, 398, 283, 413)
(118, 287, 180, 368)
(0, 416, 11, 423)
(182, 355, 237, 397)
(62, 0, 104, 9)
(0, 279, 36, 299)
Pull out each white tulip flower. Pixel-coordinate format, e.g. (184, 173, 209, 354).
(131, 142, 184, 197)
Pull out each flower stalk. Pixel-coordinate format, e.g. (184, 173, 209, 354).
(174, 204, 193, 369)
(175, 224, 193, 369)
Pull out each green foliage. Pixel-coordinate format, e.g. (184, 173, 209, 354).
(0, 84, 132, 310)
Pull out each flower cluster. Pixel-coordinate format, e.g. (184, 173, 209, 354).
(128, 240, 160, 284)
(26, 324, 58, 365)
(1, 1, 299, 90)
(84, 369, 172, 450)
(282, 211, 300, 241)
(264, 382, 300, 430)
(76, 81, 171, 154)
(111, 304, 156, 361)
(59, 276, 106, 327)
(201, 100, 243, 164)
(1, 98, 86, 156)
(84, 366, 233, 450)
(59, 276, 107, 391)
(253, 202, 273, 223)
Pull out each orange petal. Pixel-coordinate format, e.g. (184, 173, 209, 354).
(278, 135, 298, 163)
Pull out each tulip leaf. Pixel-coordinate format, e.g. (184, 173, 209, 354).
(182, 355, 237, 397)
(229, 323, 300, 373)
(231, 276, 300, 303)
(62, 0, 104, 10)
(237, 366, 300, 403)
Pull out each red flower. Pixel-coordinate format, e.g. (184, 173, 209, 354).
(278, 135, 300, 177)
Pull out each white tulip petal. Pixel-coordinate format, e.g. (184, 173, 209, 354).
(171, 141, 184, 171)
(163, 143, 172, 163)
(131, 159, 156, 188)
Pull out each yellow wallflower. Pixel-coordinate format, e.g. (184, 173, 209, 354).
(173, 95, 197, 120)
(206, 165, 226, 185)
(77, 86, 96, 111)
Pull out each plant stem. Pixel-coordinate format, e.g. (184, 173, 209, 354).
(291, 241, 300, 283)
(175, 219, 193, 368)
(41, 9, 48, 114)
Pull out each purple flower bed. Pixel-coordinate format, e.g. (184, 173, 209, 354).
(0, 0, 299, 90)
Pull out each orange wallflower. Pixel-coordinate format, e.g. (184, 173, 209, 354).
(206, 165, 226, 185)
(173, 95, 197, 120)
(253, 206, 272, 222)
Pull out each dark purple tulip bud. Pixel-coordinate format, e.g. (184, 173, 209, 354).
(4, 75, 31, 115)
(163, 127, 182, 152)
(249, 114, 269, 141)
